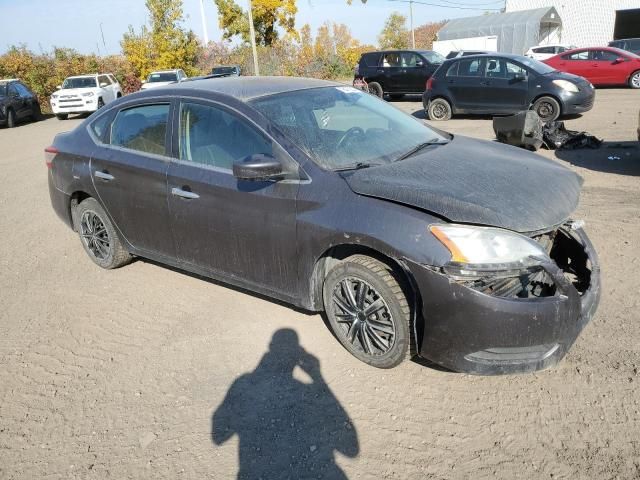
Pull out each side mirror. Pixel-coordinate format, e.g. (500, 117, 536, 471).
(233, 153, 283, 181)
(99, 82, 108, 87)
(514, 72, 527, 82)
(614, 57, 626, 64)
(56, 85, 62, 90)
(141, 80, 147, 84)
(415, 60, 424, 68)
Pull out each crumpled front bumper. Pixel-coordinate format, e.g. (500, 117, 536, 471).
(406, 227, 601, 375)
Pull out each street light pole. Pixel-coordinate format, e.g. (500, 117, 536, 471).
(409, 0, 415, 48)
(247, 0, 260, 76)
(199, 0, 209, 44)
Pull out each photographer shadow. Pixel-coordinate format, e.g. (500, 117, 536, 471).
(212, 329, 359, 479)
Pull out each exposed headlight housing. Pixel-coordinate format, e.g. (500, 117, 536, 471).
(552, 79, 579, 93)
(430, 224, 550, 277)
(82, 92, 95, 97)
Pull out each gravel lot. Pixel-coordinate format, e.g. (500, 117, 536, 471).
(1, 88, 639, 480)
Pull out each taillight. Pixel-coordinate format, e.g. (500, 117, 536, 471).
(426, 77, 434, 90)
(44, 146, 58, 169)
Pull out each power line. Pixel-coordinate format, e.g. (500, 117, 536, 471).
(378, 0, 502, 10)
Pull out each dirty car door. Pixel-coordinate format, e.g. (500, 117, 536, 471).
(167, 99, 299, 295)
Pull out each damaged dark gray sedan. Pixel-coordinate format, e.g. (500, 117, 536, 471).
(46, 77, 600, 374)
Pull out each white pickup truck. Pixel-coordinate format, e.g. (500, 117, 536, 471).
(50, 74, 122, 120)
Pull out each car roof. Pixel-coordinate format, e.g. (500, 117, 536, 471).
(0, 78, 19, 83)
(448, 52, 524, 61)
(171, 76, 342, 101)
(150, 69, 180, 73)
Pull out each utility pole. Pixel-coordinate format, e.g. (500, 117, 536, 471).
(409, 0, 415, 49)
(199, 0, 209, 44)
(247, 0, 260, 75)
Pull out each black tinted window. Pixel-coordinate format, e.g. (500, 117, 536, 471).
(179, 102, 272, 171)
(445, 62, 458, 76)
(533, 46, 555, 54)
(458, 58, 483, 76)
(14, 83, 31, 97)
(111, 104, 169, 155)
(91, 114, 113, 143)
(362, 53, 380, 67)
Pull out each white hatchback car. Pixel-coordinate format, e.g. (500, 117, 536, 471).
(140, 69, 187, 90)
(50, 74, 122, 120)
(525, 44, 576, 61)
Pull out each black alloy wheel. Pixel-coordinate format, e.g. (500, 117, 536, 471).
(323, 255, 411, 368)
(74, 198, 131, 269)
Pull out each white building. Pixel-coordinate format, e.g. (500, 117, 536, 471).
(506, 0, 640, 47)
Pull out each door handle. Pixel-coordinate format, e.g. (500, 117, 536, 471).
(94, 170, 114, 181)
(171, 187, 200, 200)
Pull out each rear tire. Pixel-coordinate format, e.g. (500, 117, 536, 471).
(6, 109, 16, 128)
(74, 197, 131, 270)
(629, 70, 640, 89)
(427, 98, 452, 121)
(323, 255, 412, 369)
(56, 113, 68, 120)
(532, 96, 561, 122)
(367, 82, 384, 99)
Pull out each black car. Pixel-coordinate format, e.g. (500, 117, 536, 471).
(0, 78, 41, 128)
(46, 77, 600, 374)
(609, 38, 640, 56)
(423, 53, 595, 122)
(211, 65, 241, 77)
(354, 50, 444, 99)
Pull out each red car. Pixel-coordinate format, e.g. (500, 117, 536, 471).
(544, 47, 640, 89)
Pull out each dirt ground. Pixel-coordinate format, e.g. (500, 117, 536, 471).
(0, 88, 639, 480)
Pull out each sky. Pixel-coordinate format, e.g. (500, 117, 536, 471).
(0, 0, 506, 55)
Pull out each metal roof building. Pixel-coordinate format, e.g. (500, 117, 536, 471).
(437, 7, 562, 55)
(506, 0, 640, 47)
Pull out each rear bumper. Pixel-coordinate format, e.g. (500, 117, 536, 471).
(407, 227, 600, 375)
(48, 170, 73, 229)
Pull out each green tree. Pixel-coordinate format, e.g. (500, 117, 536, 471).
(378, 12, 409, 49)
(213, 0, 297, 46)
(121, 0, 200, 79)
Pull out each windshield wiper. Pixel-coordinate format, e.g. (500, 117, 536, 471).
(395, 139, 448, 162)
(333, 162, 381, 172)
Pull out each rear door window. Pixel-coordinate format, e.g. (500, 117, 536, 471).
(445, 62, 459, 77)
(110, 104, 170, 156)
(401, 52, 421, 67)
(458, 58, 483, 77)
(362, 53, 381, 67)
(564, 51, 589, 60)
(381, 53, 402, 67)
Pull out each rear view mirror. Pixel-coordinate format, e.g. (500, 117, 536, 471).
(233, 154, 283, 181)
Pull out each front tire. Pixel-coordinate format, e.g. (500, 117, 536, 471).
(427, 98, 452, 121)
(367, 82, 384, 99)
(74, 197, 131, 269)
(629, 70, 640, 89)
(97, 98, 105, 109)
(31, 103, 41, 121)
(323, 255, 412, 369)
(532, 96, 561, 122)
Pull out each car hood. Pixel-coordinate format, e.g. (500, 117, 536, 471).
(547, 70, 592, 88)
(342, 135, 582, 233)
(55, 87, 99, 96)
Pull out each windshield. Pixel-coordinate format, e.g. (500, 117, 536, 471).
(250, 86, 448, 170)
(421, 51, 445, 64)
(519, 57, 556, 74)
(212, 67, 237, 75)
(62, 77, 97, 89)
(148, 72, 178, 83)
(0, 84, 6, 97)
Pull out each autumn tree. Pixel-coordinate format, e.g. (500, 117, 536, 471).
(378, 12, 409, 49)
(213, 0, 297, 46)
(121, 0, 200, 79)
(414, 20, 447, 49)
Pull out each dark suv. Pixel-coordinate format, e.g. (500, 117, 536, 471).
(608, 38, 640, 56)
(354, 50, 444, 99)
(0, 79, 41, 128)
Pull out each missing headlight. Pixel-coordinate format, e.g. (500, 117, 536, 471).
(460, 267, 557, 298)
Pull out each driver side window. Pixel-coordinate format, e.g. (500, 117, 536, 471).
(179, 102, 272, 171)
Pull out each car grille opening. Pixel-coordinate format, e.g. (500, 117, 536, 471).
(457, 226, 591, 299)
